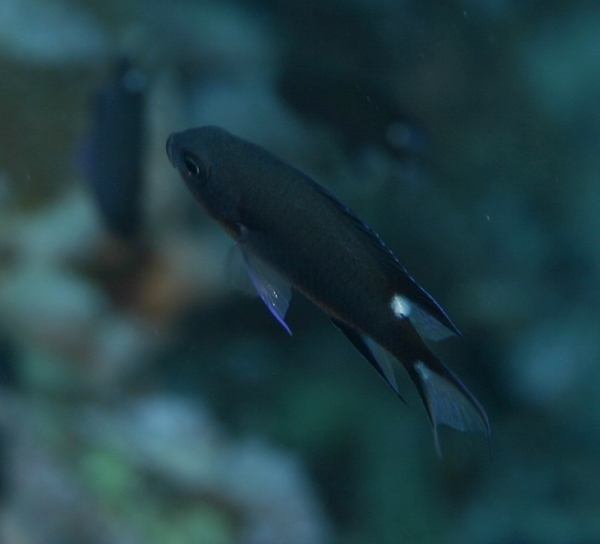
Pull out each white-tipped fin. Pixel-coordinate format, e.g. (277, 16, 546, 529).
(412, 360, 490, 457)
(411, 304, 457, 341)
(228, 244, 292, 335)
(390, 294, 456, 341)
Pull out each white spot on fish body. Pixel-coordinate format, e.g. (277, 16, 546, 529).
(390, 294, 412, 319)
(415, 361, 430, 380)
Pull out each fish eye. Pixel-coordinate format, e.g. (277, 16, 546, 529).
(183, 154, 204, 178)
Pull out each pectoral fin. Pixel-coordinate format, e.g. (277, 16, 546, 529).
(229, 244, 293, 335)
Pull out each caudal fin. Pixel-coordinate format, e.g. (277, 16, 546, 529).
(406, 354, 490, 457)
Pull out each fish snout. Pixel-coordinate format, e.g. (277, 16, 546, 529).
(166, 133, 177, 167)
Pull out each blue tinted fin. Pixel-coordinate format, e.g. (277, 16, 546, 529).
(383, 271, 461, 340)
(235, 245, 292, 335)
(403, 286, 461, 339)
(410, 304, 457, 341)
(390, 294, 457, 341)
(227, 243, 256, 296)
(405, 354, 490, 457)
(330, 318, 406, 404)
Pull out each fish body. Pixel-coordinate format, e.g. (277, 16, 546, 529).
(85, 59, 146, 241)
(167, 126, 489, 454)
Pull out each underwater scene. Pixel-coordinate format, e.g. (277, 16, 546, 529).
(0, 0, 598, 542)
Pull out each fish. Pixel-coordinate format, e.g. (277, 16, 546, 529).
(84, 59, 146, 242)
(166, 126, 490, 455)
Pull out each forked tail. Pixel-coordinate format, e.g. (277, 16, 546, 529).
(405, 352, 491, 457)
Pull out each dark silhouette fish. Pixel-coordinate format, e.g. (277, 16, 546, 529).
(85, 59, 146, 242)
(166, 126, 490, 454)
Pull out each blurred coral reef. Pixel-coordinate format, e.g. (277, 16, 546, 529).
(1, 0, 600, 543)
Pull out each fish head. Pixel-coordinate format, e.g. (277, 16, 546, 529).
(167, 126, 242, 234)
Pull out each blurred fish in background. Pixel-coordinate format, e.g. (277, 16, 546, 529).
(77, 57, 158, 311)
(83, 58, 147, 244)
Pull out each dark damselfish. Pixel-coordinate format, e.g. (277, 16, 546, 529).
(166, 125, 490, 455)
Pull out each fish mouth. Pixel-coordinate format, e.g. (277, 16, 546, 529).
(166, 133, 176, 166)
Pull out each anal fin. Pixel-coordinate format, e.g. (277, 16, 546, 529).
(330, 318, 406, 405)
